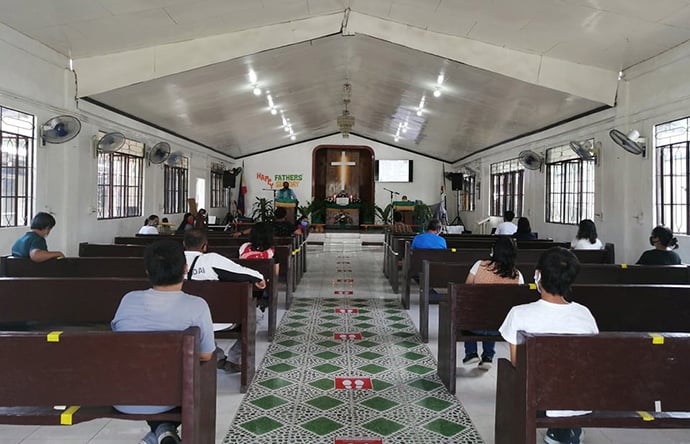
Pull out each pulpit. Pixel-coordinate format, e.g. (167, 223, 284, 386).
(326, 196, 360, 226)
(393, 201, 414, 225)
(275, 199, 297, 224)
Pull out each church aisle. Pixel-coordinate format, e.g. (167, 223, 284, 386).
(222, 246, 484, 443)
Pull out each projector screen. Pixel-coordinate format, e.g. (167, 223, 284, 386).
(375, 160, 413, 182)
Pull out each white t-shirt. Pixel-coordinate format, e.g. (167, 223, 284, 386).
(495, 221, 518, 235)
(184, 251, 264, 282)
(571, 238, 603, 250)
(499, 298, 598, 417)
(137, 225, 158, 235)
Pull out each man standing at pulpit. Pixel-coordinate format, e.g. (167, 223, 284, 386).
(276, 181, 297, 201)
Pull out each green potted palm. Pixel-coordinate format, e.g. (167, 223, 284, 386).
(413, 202, 433, 229)
(310, 198, 326, 224)
(251, 197, 274, 222)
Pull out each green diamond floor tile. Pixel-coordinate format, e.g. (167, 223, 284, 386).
(314, 350, 340, 360)
(408, 378, 443, 392)
(360, 396, 399, 412)
(306, 395, 344, 411)
(357, 351, 383, 360)
(309, 378, 335, 390)
(320, 314, 339, 320)
(395, 340, 418, 348)
(353, 322, 375, 329)
(357, 363, 387, 374)
(401, 351, 425, 361)
(424, 418, 466, 437)
(354, 340, 379, 348)
(416, 396, 453, 412)
(266, 363, 297, 373)
(405, 364, 435, 375)
(239, 416, 284, 435)
(313, 363, 341, 373)
(272, 350, 299, 360)
(300, 417, 344, 436)
(257, 378, 293, 390)
(277, 339, 301, 348)
(281, 330, 303, 337)
(371, 379, 394, 391)
(386, 315, 405, 321)
(362, 417, 405, 436)
(250, 395, 290, 410)
(316, 340, 340, 348)
(285, 321, 306, 328)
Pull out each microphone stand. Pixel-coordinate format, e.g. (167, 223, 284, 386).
(383, 187, 399, 208)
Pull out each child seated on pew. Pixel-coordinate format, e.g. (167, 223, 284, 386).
(499, 247, 598, 444)
(112, 240, 215, 444)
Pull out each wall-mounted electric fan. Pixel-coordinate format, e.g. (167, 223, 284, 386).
(518, 150, 543, 171)
(41, 115, 81, 145)
(569, 140, 600, 162)
(95, 132, 126, 153)
(148, 142, 171, 165)
(609, 129, 645, 156)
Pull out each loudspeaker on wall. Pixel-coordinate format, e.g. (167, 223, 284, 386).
(450, 173, 464, 191)
(222, 170, 236, 188)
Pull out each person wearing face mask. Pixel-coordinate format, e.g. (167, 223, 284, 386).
(11, 212, 64, 262)
(296, 216, 310, 236)
(499, 247, 598, 444)
(636, 225, 682, 265)
(137, 214, 160, 235)
(276, 181, 297, 201)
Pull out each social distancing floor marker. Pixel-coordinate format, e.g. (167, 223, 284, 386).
(335, 308, 359, 314)
(334, 290, 354, 295)
(334, 332, 362, 340)
(335, 377, 372, 390)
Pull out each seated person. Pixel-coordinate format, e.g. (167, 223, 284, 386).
(571, 219, 603, 250)
(499, 247, 598, 444)
(410, 219, 446, 250)
(391, 210, 413, 234)
(11, 212, 64, 262)
(183, 229, 266, 372)
(636, 225, 682, 265)
(272, 207, 300, 237)
(112, 240, 214, 444)
(513, 217, 537, 241)
(495, 210, 517, 235)
(137, 214, 159, 235)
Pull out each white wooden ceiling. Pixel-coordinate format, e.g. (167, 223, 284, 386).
(2, 0, 689, 161)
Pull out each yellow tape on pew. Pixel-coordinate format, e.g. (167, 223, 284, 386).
(649, 333, 664, 345)
(47, 331, 63, 342)
(528, 283, 537, 290)
(637, 411, 655, 421)
(60, 405, 80, 425)
(451, 248, 456, 253)
(620, 263, 628, 269)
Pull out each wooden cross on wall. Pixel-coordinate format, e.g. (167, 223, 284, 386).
(330, 150, 356, 191)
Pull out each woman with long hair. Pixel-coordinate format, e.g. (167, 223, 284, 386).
(571, 219, 603, 250)
(513, 217, 536, 241)
(463, 236, 524, 370)
(636, 225, 681, 265)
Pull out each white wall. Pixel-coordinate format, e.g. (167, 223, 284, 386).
(456, 39, 690, 263)
(240, 134, 451, 220)
(0, 24, 233, 256)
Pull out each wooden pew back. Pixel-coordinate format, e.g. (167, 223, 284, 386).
(495, 332, 690, 444)
(0, 327, 216, 444)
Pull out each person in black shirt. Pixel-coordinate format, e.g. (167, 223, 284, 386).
(636, 225, 682, 265)
(272, 207, 300, 237)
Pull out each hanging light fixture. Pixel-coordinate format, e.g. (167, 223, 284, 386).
(337, 83, 355, 138)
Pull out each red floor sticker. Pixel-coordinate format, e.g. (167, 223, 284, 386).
(335, 377, 373, 390)
(335, 308, 359, 314)
(336, 279, 354, 283)
(336, 261, 351, 264)
(334, 332, 362, 340)
(334, 290, 354, 295)
(336, 269, 353, 272)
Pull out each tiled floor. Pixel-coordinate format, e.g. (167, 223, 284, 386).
(4, 243, 690, 443)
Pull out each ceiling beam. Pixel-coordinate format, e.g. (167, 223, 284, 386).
(346, 12, 617, 106)
(74, 10, 618, 106)
(74, 14, 344, 96)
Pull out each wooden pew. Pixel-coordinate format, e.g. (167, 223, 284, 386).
(0, 256, 279, 341)
(495, 332, 690, 444)
(79, 242, 294, 309)
(419, 262, 690, 342)
(0, 327, 215, 444)
(0, 278, 256, 392)
(438, 283, 690, 393)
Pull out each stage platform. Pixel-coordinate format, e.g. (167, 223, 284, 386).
(306, 231, 384, 248)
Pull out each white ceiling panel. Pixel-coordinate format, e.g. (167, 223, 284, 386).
(307, 0, 349, 15)
(95, 0, 189, 16)
(562, 0, 690, 22)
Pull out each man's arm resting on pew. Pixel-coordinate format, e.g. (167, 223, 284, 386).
(200, 352, 213, 361)
(30, 248, 64, 262)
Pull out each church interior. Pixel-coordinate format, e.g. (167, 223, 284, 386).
(2, 0, 690, 443)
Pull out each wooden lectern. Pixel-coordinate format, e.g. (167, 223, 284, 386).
(393, 201, 414, 225)
(275, 199, 297, 224)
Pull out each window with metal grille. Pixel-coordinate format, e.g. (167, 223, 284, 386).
(0, 106, 34, 227)
(461, 175, 476, 212)
(545, 142, 595, 224)
(655, 116, 690, 234)
(164, 159, 189, 214)
(490, 159, 524, 216)
(96, 132, 144, 220)
(210, 170, 227, 208)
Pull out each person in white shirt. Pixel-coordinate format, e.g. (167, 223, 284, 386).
(137, 214, 159, 235)
(183, 229, 266, 372)
(499, 247, 598, 444)
(494, 210, 518, 235)
(571, 219, 603, 250)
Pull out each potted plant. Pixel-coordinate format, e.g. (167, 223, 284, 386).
(310, 198, 326, 224)
(413, 202, 433, 228)
(375, 203, 393, 224)
(298, 200, 312, 219)
(251, 197, 274, 222)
